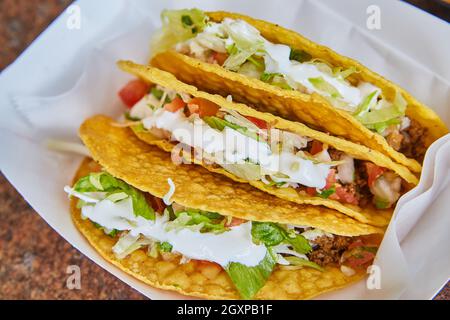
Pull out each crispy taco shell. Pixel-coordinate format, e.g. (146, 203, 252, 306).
(74, 121, 375, 299)
(72, 160, 365, 300)
(80, 115, 381, 235)
(151, 11, 448, 174)
(118, 61, 418, 227)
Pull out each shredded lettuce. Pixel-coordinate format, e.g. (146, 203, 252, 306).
(260, 72, 293, 90)
(131, 123, 146, 133)
(158, 241, 173, 252)
(286, 232, 313, 254)
(226, 43, 238, 55)
(223, 50, 258, 71)
(222, 19, 265, 71)
(260, 72, 283, 82)
(237, 61, 263, 79)
(263, 179, 287, 188)
(308, 77, 342, 98)
(284, 256, 324, 272)
(151, 87, 171, 103)
(289, 48, 312, 63)
(223, 18, 264, 51)
(166, 208, 226, 233)
(251, 222, 285, 246)
(223, 109, 261, 131)
(374, 197, 390, 209)
(203, 116, 238, 131)
(333, 66, 357, 79)
(112, 233, 154, 259)
(220, 162, 261, 181)
(366, 118, 401, 134)
(271, 81, 293, 91)
(203, 116, 259, 141)
(358, 104, 404, 125)
(246, 56, 264, 68)
(148, 242, 159, 258)
(73, 172, 155, 220)
(105, 191, 129, 203)
(124, 111, 142, 122)
(318, 188, 335, 199)
(356, 91, 407, 129)
(312, 61, 334, 75)
(151, 9, 207, 55)
(225, 249, 276, 299)
(353, 90, 378, 118)
(108, 229, 119, 237)
(251, 222, 312, 254)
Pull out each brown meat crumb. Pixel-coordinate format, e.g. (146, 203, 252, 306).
(354, 161, 373, 207)
(386, 128, 404, 151)
(400, 120, 427, 161)
(307, 235, 352, 267)
(328, 148, 344, 161)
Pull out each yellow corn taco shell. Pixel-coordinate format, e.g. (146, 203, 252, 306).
(118, 60, 418, 227)
(151, 11, 448, 174)
(80, 115, 381, 235)
(74, 117, 380, 299)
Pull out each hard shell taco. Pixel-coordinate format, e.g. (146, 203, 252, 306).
(149, 9, 448, 173)
(116, 60, 418, 227)
(66, 115, 383, 300)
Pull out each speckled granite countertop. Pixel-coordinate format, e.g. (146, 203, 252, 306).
(0, 0, 448, 300)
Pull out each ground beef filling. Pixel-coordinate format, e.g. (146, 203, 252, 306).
(329, 148, 372, 206)
(354, 161, 373, 207)
(307, 235, 352, 267)
(399, 120, 427, 161)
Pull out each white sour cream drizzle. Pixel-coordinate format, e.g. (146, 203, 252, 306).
(65, 187, 267, 267)
(162, 178, 175, 205)
(301, 228, 334, 241)
(179, 18, 386, 112)
(140, 108, 330, 189)
(263, 42, 363, 107)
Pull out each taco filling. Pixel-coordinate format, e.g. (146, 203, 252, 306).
(65, 170, 380, 299)
(118, 82, 406, 210)
(152, 9, 426, 160)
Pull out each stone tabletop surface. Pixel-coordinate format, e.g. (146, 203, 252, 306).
(0, 0, 448, 300)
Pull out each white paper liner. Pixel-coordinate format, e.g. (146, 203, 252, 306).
(0, 0, 448, 299)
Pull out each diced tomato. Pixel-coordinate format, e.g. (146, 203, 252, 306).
(359, 234, 383, 247)
(310, 140, 323, 155)
(319, 170, 358, 205)
(151, 197, 166, 214)
(197, 260, 223, 279)
(306, 187, 317, 196)
(88, 161, 103, 173)
(328, 192, 340, 201)
(164, 97, 186, 112)
(335, 185, 359, 205)
(349, 236, 381, 250)
(225, 217, 247, 227)
(187, 98, 220, 117)
(365, 163, 386, 187)
(212, 52, 229, 65)
(348, 240, 365, 250)
(245, 116, 268, 129)
(187, 103, 199, 114)
(345, 251, 375, 269)
(325, 169, 336, 189)
(118, 79, 150, 108)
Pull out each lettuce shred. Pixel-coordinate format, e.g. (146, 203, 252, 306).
(151, 9, 207, 55)
(73, 172, 155, 220)
(356, 91, 407, 133)
(225, 249, 277, 299)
